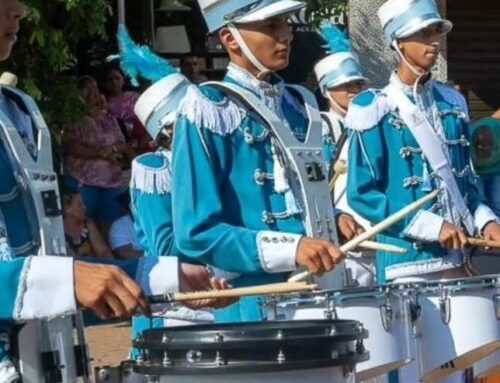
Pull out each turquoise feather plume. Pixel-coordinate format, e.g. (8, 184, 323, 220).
(117, 24, 177, 86)
(318, 22, 350, 55)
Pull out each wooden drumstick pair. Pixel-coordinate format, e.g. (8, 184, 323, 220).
(328, 159, 407, 255)
(149, 281, 318, 303)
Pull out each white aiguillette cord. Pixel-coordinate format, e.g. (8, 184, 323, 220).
(289, 190, 440, 283)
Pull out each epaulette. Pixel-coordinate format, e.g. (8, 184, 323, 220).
(130, 152, 172, 194)
(345, 89, 388, 132)
(178, 84, 246, 136)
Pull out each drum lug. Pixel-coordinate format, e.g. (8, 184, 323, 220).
(214, 350, 226, 366)
(277, 348, 286, 364)
(324, 296, 337, 320)
(439, 292, 451, 325)
(494, 294, 500, 320)
(380, 303, 393, 332)
(343, 364, 355, 379)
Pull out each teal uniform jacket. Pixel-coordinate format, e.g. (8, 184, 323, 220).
(131, 151, 179, 259)
(171, 64, 319, 322)
(346, 75, 497, 283)
(129, 151, 213, 345)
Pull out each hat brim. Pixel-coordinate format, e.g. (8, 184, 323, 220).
(234, 0, 304, 24)
(324, 75, 368, 91)
(398, 18, 453, 40)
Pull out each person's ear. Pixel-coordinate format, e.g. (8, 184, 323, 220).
(218, 27, 239, 51)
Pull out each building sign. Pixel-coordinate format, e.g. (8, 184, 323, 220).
(280, 5, 348, 88)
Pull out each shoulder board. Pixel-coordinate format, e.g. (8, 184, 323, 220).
(130, 152, 171, 194)
(345, 89, 388, 132)
(178, 83, 246, 136)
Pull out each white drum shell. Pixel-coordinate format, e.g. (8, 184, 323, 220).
(267, 292, 412, 382)
(416, 286, 500, 382)
(154, 366, 353, 383)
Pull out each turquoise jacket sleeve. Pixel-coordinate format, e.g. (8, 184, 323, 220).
(0, 258, 28, 320)
(171, 114, 262, 273)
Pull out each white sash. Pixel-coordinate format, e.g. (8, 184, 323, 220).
(384, 83, 475, 235)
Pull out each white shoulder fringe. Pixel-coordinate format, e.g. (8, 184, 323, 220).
(179, 85, 246, 136)
(346, 91, 389, 132)
(130, 153, 172, 195)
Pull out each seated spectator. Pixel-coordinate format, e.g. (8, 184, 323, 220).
(63, 75, 133, 237)
(100, 64, 153, 153)
(109, 192, 143, 259)
(62, 187, 113, 257)
(471, 117, 500, 216)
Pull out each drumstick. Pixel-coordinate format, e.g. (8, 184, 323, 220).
(149, 282, 317, 303)
(329, 160, 347, 191)
(467, 237, 500, 249)
(358, 240, 407, 254)
(289, 189, 440, 283)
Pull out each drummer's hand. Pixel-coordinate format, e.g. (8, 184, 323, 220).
(179, 263, 213, 292)
(296, 237, 345, 276)
(74, 261, 151, 320)
(482, 221, 500, 243)
(336, 213, 365, 242)
(179, 264, 237, 309)
(439, 221, 468, 250)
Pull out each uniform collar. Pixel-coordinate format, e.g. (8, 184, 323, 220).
(225, 62, 286, 117)
(390, 71, 434, 96)
(225, 63, 285, 99)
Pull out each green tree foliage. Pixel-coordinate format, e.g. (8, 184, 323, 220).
(0, 0, 112, 138)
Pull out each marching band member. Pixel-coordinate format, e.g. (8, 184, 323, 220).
(171, 0, 364, 322)
(0, 2, 229, 381)
(116, 28, 233, 350)
(314, 22, 375, 287)
(346, 0, 500, 381)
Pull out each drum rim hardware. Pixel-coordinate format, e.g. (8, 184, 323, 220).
(132, 320, 369, 376)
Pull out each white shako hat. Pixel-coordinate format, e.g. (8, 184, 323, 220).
(378, 0, 452, 46)
(117, 24, 191, 139)
(199, 0, 305, 33)
(134, 74, 190, 139)
(314, 23, 366, 93)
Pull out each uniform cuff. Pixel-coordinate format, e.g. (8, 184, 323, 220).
(474, 203, 500, 233)
(256, 231, 301, 273)
(137, 256, 179, 296)
(402, 210, 444, 242)
(15, 256, 77, 320)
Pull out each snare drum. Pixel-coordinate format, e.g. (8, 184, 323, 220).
(265, 287, 414, 382)
(412, 275, 500, 382)
(132, 320, 368, 383)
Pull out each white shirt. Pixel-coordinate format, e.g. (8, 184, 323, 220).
(109, 214, 143, 251)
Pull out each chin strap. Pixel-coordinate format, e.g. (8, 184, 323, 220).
(325, 92, 347, 117)
(393, 41, 428, 111)
(228, 23, 272, 79)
